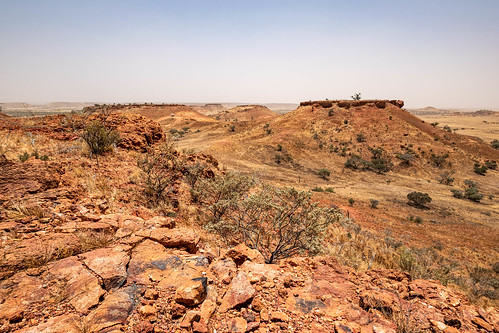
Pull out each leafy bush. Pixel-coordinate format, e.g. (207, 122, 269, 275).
(356, 133, 366, 142)
(81, 120, 120, 156)
(438, 171, 455, 185)
(450, 189, 464, 199)
(211, 186, 338, 263)
(473, 163, 488, 175)
(464, 180, 483, 202)
(324, 187, 335, 193)
(430, 153, 449, 168)
(407, 192, 432, 209)
(193, 171, 255, 223)
(345, 155, 364, 170)
(348, 198, 355, 206)
(317, 168, 331, 180)
(184, 162, 208, 187)
(137, 141, 182, 203)
(368, 157, 393, 174)
(485, 160, 497, 170)
(396, 153, 414, 166)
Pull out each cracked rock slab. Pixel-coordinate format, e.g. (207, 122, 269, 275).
(80, 245, 130, 291)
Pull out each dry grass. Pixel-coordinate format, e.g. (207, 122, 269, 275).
(76, 230, 114, 252)
(26, 243, 75, 268)
(6, 202, 48, 220)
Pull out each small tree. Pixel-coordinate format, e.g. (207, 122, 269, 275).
(351, 93, 361, 101)
(407, 191, 432, 209)
(221, 186, 339, 263)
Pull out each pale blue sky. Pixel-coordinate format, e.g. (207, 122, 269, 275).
(1, 0, 498, 108)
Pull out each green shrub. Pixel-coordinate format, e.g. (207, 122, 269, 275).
(193, 171, 255, 223)
(324, 187, 335, 193)
(137, 141, 182, 203)
(430, 153, 449, 168)
(18, 150, 49, 163)
(348, 198, 355, 206)
(311, 186, 324, 192)
(485, 160, 497, 170)
(369, 157, 393, 174)
(438, 171, 455, 185)
(396, 153, 414, 166)
(473, 163, 488, 175)
(81, 120, 120, 156)
(407, 191, 432, 209)
(317, 168, 331, 180)
(450, 189, 464, 199)
(356, 133, 366, 142)
(491, 139, 499, 150)
(212, 186, 339, 263)
(345, 155, 364, 170)
(464, 180, 483, 202)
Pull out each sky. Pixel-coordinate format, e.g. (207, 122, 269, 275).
(1, 0, 499, 108)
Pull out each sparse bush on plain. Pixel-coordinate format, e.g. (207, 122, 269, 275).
(407, 191, 432, 209)
(348, 198, 355, 206)
(491, 139, 499, 150)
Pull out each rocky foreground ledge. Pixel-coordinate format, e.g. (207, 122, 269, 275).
(0, 212, 497, 333)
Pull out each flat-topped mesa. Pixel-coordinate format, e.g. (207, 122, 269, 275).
(300, 99, 404, 109)
(82, 103, 187, 113)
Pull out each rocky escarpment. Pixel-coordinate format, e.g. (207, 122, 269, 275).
(300, 99, 405, 109)
(0, 112, 164, 151)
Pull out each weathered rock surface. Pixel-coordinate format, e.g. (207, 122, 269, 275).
(219, 271, 256, 313)
(80, 245, 130, 290)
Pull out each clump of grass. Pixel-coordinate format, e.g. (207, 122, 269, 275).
(76, 230, 114, 252)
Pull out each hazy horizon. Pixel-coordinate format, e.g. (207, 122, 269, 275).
(1, 1, 499, 109)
